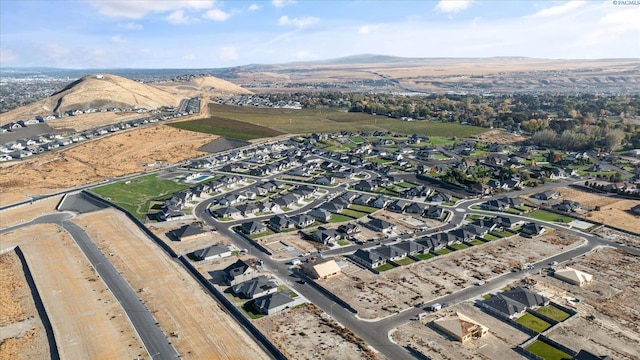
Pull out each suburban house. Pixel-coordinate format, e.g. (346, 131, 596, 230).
(351, 249, 386, 269)
(171, 223, 209, 241)
(424, 206, 445, 219)
(236, 203, 259, 216)
(268, 215, 296, 232)
(493, 216, 525, 229)
(240, 221, 267, 235)
(309, 208, 332, 222)
(554, 267, 593, 287)
(303, 259, 342, 279)
(365, 217, 396, 233)
(433, 312, 488, 343)
(192, 244, 232, 261)
(521, 223, 546, 237)
(387, 200, 410, 213)
(291, 214, 316, 228)
(222, 259, 257, 286)
(231, 276, 278, 299)
(573, 350, 613, 360)
(371, 196, 391, 209)
(532, 190, 558, 201)
(338, 223, 360, 235)
(354, 180, 377, 192)
(310, 229, 341, 245)
(553, 200, 581, 213)
(404, 202, 427, 215)
(481, 287, 548, 319)
(354, 194, 375, 206)
(374, 245, 407, 262)
(214, 206, 241, 218)
(631, 204, 640, 216)
(395, 240, 428, 256)
(251, 291, 300, 315)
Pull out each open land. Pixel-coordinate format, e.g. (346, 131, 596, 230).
(0, 223, 144, 359)
(0, 125, 216, 207)
(322, 232, 581, 319)
(73, 208, 270, 360)
(0, 195, 61, 228)
(148, 219, 230, 255)
(554, 187, 640, 233)
(255, 303, 377, 360)
(0, 250, 48, 360)
(528, 247, 640, 359)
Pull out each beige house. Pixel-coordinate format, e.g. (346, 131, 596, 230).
(433, 312, 488, 343)
(554, 267, 593, 286)
(304, 260, 341, 279)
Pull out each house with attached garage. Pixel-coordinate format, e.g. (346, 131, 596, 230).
(492, 216, 524, 229)
(351, 249, 387, 269)
(338, 223, 361, 235)
(257, 200, 280, 213)
(171, 222, 209, 241)
(291, 214, 315, 228)
(532, 190, 558, 201)
(364, 217, 396, 233)
(520, 223, 546, 237)
(374, 244, 407, 262)
(222, 259, 257, 286)
(395, 240, 428, 256)
(424, 206, 445, 219)
(192, 244, 232, 261)
(309, 208, 332, 222)
(354, 180, 377, 192)
(353, 194, 375, 206)
(268, 215, 296, 232)
(387, 199, 410, 213)
(240, 221, 267, 235)
(310, 229, 342, 245)
(231, 276, 278, 299)
(404, 202, 427, 215)
(214, 206, 241, 218)
(303, 259, 342, 279)
(252, 291, 301, 315)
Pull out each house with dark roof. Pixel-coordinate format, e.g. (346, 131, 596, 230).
(240, 221, 267, 235)
(236, 203, 259, 216)
(532, 190, 558, 201)
(291, 214, 315, 228)
(553, 200, 581, 212)
(521, 223, 546, 237)
(257, 200, 280, 213)
(492, 216, 525, 229)
(252, 291, 300, 315)
(192, 244, 232, 261)
(424, 206, 445, 219)
(231, 276, 278, 299)
(371, 196, 390, 209)
(395, 240, 428, 256)
(481, 293, 528, 319)
(374, 245, 407, 262)
(310, 229, 341, 245)
(268, 215, 296, 232)
(338, 223, 360, 235)
(309, 208, 332, 222)
(499, 287, 548, 308)
(171, 223, 208, 241)
(354, 180, 377, 192)
(214, 206, 241, 218)
(387, 199, 409, 213)
(320, 201, 345, 214)
(365, 217, 396, 233)
(573, 350, 612, 360)
(222, 259, 256, 286)
(354, 194, 375, 206)
(405, 202, 427, 215)
(351, 249, 386, 269)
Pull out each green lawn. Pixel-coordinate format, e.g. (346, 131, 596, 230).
(528, 210, 574, 224)
(526, 340, 572, 360)
(337, 240, 350, 246)
(241, 303, 265, 319)
(436, 248, 453, 255)
(248, 229, 275, 239)
(329, 214, 355, 223)
(348, 204, 379, 213)
(169, 115, 284, 140)
(91, 173, 189, 220)
(395, 257, 415, 266)
(340, 209, 369, 219)
(415, 253, 436, 261)
(375, 263, 397, 272)
(535, 305, 571, 322)
(351, 136, 365, 144)
(470, 239, 485, 246)
(491, 230, 515, 238)
(429, 136, 456, 146)
(483, 234, 500, 241)
(516, 313, 552, 333)
(449, 243, 470, 250)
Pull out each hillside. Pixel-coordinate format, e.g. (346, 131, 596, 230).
(155, 75, 252, 96)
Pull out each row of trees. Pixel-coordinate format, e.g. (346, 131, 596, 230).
(530, 127, 625, 151)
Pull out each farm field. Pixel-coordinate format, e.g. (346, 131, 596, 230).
(73, 208, 270, 360)
(0, 223, 143, 360)
(0, 125, 215, 207)
(322, 231, 580, 319)
(169, 116, 285, 140)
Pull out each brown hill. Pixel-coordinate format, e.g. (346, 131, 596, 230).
(155, 75, 252, 96)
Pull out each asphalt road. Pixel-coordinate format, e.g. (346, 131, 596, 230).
(4, 214, 179, 360)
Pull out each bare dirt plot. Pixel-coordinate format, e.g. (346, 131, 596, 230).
(528, 248, 640, 359)
(392, 304, 527, 360)
(473, 129, 526, 145)
(0, 195, 62, 229)
(73, 208, 270, 360)
(322, 232, 580, 319)
(0, 251, 48, 360)
(255, 304, 377, 360)
(593, 227, 640, 248)
(1, 223, 143, 359)
(257, 231, 319, 258)
(555, 187, 640, 233)
(0, 125, 216, 207)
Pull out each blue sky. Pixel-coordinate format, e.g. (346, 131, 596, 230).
(1, 0, 638, 68)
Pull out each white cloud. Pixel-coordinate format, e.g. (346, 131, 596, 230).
(358, 25, 377, 35)
(111, 35, 127, 43)
(217, 46, 238, 61)
(118, 22, 143, 30)
(166, 9, 194, 24)
(278, 15, 318, 28)
(530, 1, 585, 18)
(272, 0, 296, 8)
(248, 4, 261, 11)
(183, 53, 196, 60)
(295, 50, 314, 59)
(435, 0, 473, 14)
(204, 8, 231, 21)
(0, 48, 17, 64)
(91, 0, 214, 19)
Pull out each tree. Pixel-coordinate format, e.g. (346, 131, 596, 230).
(601, 128, 625, 151)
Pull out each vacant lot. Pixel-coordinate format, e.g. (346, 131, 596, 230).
(593, 227, 640, 248)
(392, 302, 527, 360)
(0, 125, 216, 206)
(1, 223, 143, 359)
(531, 247, 640, 359)
(0, 195, 62, 229)
(555, 186, 640, 233)
(323, 232, 580, 319)
(74, 209, 269, 360)
(255, 304, 376, 360)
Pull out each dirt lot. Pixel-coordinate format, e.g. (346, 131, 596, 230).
(322, 232, 581, 319)
(473, 129, 526, 145)
(0, 250, 48, 360)
(392, 301, 528, 360)
(528, 247, 640, 359)
(255, 303, 377, 360)
(0, 125, 216, 207)
(555, 186, 640, 233)
(593, 227, 640, 248)
(73, 208, 269, 360)
(1, 223, 143, 359)
(0, 195, 61, 229)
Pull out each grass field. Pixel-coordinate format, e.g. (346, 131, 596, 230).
(528, 210, 574, 224)
(516, 313, 552, 333)
(449, 243, 470, 250)
(375, 263, 397, 272)
(91, 173, 189, 220)
(329, 214, 355, 223)
(469, 239, 485, 246)
(394, 257, 415, 266)
(340, 209, 369, 219)
(169, 115, 284, 140)
(526, 340, 572, 360)
(194, 103, 487, 137)
(436, 248, 453, 255)
(483, 234, 500, 241)
(348, 204, 379, 213)
(535, 305, 571, 322)
(415, 253, 436, 260)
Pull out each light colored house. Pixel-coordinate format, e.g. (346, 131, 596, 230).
(554, 267, 593, 287)
(304, 260, 341, 279)
(433, 312, 488, 343)
(192, 244, 232, 261)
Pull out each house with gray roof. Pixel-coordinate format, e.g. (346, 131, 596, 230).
(309, 208, 332, 222)
(231, 276, 278, 299)
(192, 244, 232, 261)
(240, 221, 267, 235)
(252, 291, 300, 315)
(365, 217, 396, 233)
(222, 259, 256, 286)
(351, 249, 386, 269)
(268, 215, 296, 232)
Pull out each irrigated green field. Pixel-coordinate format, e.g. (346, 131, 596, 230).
(171, 103, 487, 138)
